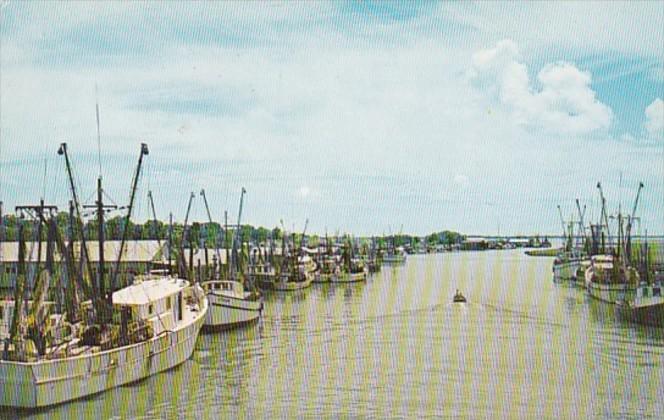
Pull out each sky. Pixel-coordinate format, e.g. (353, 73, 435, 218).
(0, 1, 662, 236)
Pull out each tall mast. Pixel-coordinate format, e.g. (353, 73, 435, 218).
(596, 182, 611, 252)
(58, 143, 97, 302)
(111, 143, 149, 291)
(233, 188, 247, 279)
(82, 177, 116, 306)
(625, 182, 644, 265)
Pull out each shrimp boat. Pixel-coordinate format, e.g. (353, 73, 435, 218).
(585, 182, 643, 305)
(260, 224, 314, 291)
(199, 188, 263, 331)
(0, 142, 208, 409)
(585, 254, 638, 304)
(616, 282, 664, 327)
(201, 280, 262, 330)
(0, 275, 207, 409)
(273, 262, 314, 291)
(552, 203, 588, 283)
(616, 233, 664, 327)
(382, 247, 407, 265)
(313, 255, 340, 283)
(332, 242, 367, 283)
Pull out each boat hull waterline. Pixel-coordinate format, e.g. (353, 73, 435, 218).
(203, 293, 262, 331)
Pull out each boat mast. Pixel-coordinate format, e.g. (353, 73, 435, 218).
(575, 199, 588, 254)
(82, 177, 116, 316)
(58, 143, 98, 303)
(624, 182, 644, 266)
(200, 189, 222, 277)
(111, 143, 149, 291)
(596, 182, 611, 253)
(232, 188, 246, 281)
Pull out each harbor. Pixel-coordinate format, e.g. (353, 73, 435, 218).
(1, 1, 663, 418)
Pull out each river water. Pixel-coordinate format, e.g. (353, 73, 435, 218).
(13, 250, 664, 419)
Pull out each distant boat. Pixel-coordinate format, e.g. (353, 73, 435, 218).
(273, 270, 313, 291)
(382, 247, 407, 265)
(313, 255, 340, 283)
(201, 280, 263, 331)
(453, 290, 467, 303)
(332, 243, 367, 283)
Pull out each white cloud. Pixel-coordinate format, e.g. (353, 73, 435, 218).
(645, 98, 663, 139)
(470, 40, 613, 134)
(453, 174, 469, 188)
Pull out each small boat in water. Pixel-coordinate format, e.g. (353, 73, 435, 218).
(453, 290, 467, 303)
(200, 188, 263, 331)
(201, 280, 263, 331)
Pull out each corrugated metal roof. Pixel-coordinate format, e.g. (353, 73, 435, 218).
(0, 240, 165, 263)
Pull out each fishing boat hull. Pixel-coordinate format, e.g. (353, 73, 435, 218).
(382, 255, 406, 265)
(552, 259, 582, 283)
(616, 284, 664, 327)
(0, 295, 207, 409)
(617, 299, 664, 327)
(586, 281, 634, 304)
(273, 276, 313, 291)
(203, 292, 262, 331)
(331, 271, 366, 283)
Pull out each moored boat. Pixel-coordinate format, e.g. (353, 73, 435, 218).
(616, 282, 664, 327)
(0, 275, 207, 409)
(585, 254, 638, 304)
(201, 280, 262, 331)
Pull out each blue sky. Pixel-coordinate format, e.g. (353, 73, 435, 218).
(0, 2, 662, 236)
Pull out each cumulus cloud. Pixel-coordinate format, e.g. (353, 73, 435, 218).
(470, 39, 613, 134)
(644, 98, 663, 139)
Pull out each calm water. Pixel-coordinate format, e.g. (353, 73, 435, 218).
(12, 250, 664, 419)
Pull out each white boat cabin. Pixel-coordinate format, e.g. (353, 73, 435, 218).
(112, 276, 188, 336)
(202, 280, 245, 298)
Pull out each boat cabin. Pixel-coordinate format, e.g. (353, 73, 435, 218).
(111, 276, 188, 336)
(202, 280, 245, 298)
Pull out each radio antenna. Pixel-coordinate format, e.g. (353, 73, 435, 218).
(95, 84, 103, 178)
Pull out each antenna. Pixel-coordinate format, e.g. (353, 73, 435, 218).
(95, 84, 103, 178)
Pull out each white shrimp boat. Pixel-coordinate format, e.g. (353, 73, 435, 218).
(0, 275, 207, 409)
(617, 282, 664, 327)
(585, 255, 638, 304)
(201, 280, 263, 331)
